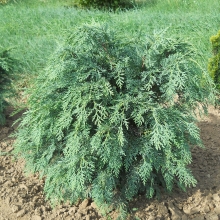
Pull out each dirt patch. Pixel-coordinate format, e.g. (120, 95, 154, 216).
(1, 106, 220, 220)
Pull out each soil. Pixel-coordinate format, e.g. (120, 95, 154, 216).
(1, 106, 220, 220)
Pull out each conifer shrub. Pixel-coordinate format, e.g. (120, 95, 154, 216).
(14, 23, 214, 215)
(208, 30, 220, 90)
(0, 48, 16, 125)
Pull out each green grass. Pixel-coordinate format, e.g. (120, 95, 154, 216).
(0, 0, 220, 75)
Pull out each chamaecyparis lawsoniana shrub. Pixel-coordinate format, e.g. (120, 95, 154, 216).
(208, 30, 220, 90)
(0, 48, 15, 125)
(14, 24, 215, 215)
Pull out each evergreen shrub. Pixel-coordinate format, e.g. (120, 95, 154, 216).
(0, 48, 16, 125)
(208, 30, 220, 90)
(14, 23, 214, 214)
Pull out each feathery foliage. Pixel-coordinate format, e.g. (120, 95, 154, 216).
(0, 48, 16, 125)
(14, 23, 215, 215)
(208, 30, 220, 90)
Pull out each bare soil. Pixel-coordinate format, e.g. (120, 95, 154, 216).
(1, 106, 220, 220)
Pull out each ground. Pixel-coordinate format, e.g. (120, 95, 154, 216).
(1, 106, 220, 220)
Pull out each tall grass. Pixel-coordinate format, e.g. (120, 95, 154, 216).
(0, 0, 219, 75)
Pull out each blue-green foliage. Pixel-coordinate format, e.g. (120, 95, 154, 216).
(14, 23, 214, 214)
(0, 48, 15, 125)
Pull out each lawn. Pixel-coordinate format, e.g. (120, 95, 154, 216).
(0, 0, 219, 75)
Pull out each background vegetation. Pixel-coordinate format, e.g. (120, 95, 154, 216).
(209, 30, 220, 90)
(0, 48, 17, 125)
(0, 0, 219, 76)
(72, 0, 134, 9)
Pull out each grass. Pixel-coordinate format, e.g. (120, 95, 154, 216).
(0, 0, 220, 108)
(0, 0, 219, 76)
(0, 1, 106, 74)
